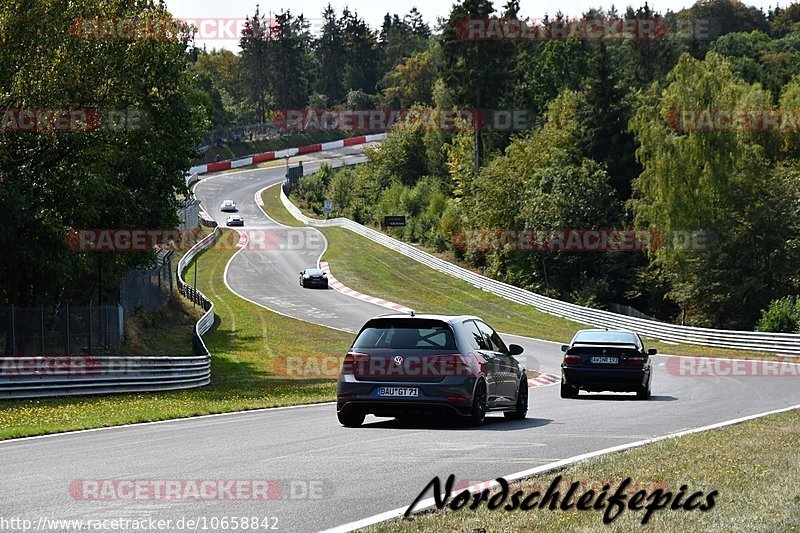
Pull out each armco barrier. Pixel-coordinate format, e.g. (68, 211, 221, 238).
(281, 189, 800, 355)
(0, 229, 219, 399)
(177, 226, 220, 359)
(188, 133, 386, 176)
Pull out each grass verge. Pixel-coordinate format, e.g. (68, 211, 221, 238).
(262, 191, 789, 360)
(0, 229, 353, 440)
(371, 407, 800, 532)
(120, 296, 204, 356)
(261, 184, 304, 227)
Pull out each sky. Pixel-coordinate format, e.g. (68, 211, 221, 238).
(165, 0, 789, 50)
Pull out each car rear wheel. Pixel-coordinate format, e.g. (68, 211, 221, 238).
(337, 409, 365, 427)
(636, 382, 651, 400)
(560, 381, 578, 399)
(466, 380, 487, 427)
(504, 375, 528, 420)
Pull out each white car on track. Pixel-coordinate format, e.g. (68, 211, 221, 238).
(220, 200, 237, 212)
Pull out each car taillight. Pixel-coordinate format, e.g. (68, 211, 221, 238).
(341, 352, 369, 374)
(428, 354, 471, 377)
(625, 357, 647, 366)
(564, 355, 581, 365)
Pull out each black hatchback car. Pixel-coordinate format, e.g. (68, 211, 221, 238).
(336, 314, 528, 427)
(299, 268, 328, 289)
(560, 329, 655, 400)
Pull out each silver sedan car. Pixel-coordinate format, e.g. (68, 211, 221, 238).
(220, 200, 237, 212)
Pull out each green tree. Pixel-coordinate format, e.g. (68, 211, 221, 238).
(770, 3, 800, 37)
(370, 122, 427, 187)
(379, 50, 436, 108)
(756, 296, 800, 332)
(676, 0, 769, 56)
(630, 52, 800, 327)
(267, 11, 312, 109)
(342, 10, 381, 94)
(239, 7, 271, 123)
(380, 10, 430, 69)
(0, 0, 205, 306)
(579, 42, 640, 200)
(439, 0, 515, 167)
(314, 5, 346, 104)
(467, 91, 627, 299)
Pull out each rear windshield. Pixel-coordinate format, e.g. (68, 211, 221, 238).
(353, 319, 456, 350)
(306, 269, 324, 275)
(573, 331, 639, 346)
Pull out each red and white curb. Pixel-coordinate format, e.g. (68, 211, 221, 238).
(188, 133, 387, 178)
(529, 373, 560, 388)
(319, 261, 413, 314)
(235, 230, 248, 248)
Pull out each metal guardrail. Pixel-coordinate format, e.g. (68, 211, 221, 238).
(177, 226, 220, 349)
(0, 228, 219, 399)
(281, 188, 800, 355)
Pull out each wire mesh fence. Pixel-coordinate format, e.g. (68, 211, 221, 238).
(178, 198, 200, 231)
(0, 304, 123, 356)
(119, 251, 175, 315)
(203, 122, 282, 147)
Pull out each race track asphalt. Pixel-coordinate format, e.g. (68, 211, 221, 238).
(3, 147, 799, 532)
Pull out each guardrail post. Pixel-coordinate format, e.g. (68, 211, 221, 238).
(64, 304, 69, 355)
(40, 306, 45, 355)
(9, 304, 15, 357)
(87, 306, 93, 354)
(100, 305, 107, 350)
(117, 305, 124, 350)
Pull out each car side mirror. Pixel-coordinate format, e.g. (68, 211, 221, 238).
(648, 348, 657, 356)
(561, 344, 570, 353)
(508, 344, 524, 356)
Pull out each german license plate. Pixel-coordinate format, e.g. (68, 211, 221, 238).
(590, 356, 619, 364)
(378, 387, 419, 397)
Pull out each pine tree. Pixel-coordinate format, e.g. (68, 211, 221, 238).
(315, 4, 346, 103)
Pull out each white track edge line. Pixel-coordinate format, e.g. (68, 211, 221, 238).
(319, 402, 800, 533)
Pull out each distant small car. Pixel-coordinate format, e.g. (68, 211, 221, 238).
(300, 268, 328, 289)
(560, 329, 655, 400)
(226, 216, 244, 227)
(220, 200, 237, 212)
